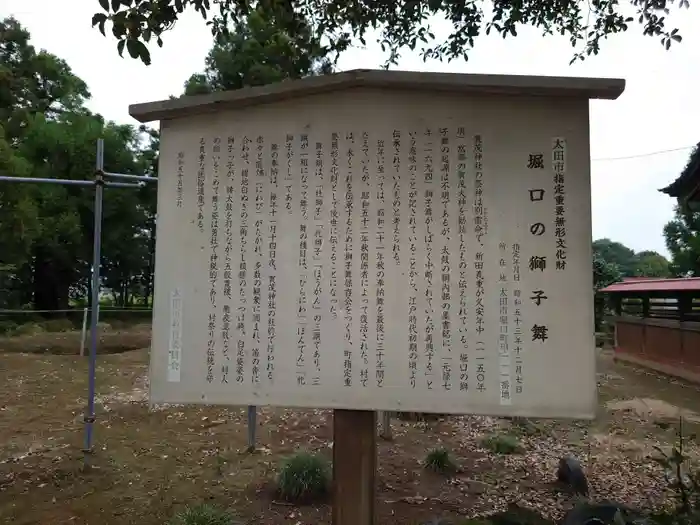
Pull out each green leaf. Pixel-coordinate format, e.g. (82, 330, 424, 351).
(111, 0, 120, 12)
(117, 39, 126, 57)
(126, 39, 141, 59)
(99, 0, 109, 11)
(91, 13, 107, 27)
(91, 13, 108, 36)
(111, 16, 126, 39)
(141, 46, 152, 66)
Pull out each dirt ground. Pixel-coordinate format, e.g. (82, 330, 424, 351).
(1, 334, 700, 525)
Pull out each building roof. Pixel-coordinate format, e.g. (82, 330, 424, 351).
(660, 143, 700, 203)
(600, 277, 700, 293)
(128, 69, 626, 123)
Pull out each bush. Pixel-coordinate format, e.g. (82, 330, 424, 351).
(168, 504, 239, 525)
(480, 433, 524, 455)
(13, 323, 44, 336)
(0, 320, 17, 335)
(424, 447, 458, 475)
(276, 451, 331, 503)
(41, 319, 75, 333)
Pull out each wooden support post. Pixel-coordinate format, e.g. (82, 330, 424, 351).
(679, 293, 691, 360)
(678, 293, 691, 323)
(641, 293, 650, 355)
(333, 409, 376, 525)
(612, 294, 622, 316)
(641, 293, 650, 318)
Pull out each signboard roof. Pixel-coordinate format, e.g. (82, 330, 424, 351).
(129, 68, 625, 123)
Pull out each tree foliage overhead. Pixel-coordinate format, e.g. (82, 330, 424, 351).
(184, 6, 334, 96)
(93, 0, 689, 67)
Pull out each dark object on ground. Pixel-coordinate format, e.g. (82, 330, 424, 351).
(557, 454, 590, 496)
(560, 501, 651, 525)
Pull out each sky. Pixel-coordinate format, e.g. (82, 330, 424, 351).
(3, 0, 699, 258)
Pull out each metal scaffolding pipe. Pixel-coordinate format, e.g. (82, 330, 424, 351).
(104, 171, 157, 183)
(0, 176, 93, 186)
(83, 139, 104, 466)
(105, 181, 145, 189)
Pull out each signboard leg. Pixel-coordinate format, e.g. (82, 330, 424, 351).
(247, 405, 256, 452)
(332, 409, 376, 525)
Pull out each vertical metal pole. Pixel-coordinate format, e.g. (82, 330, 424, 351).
(247, 405, 257, 451)
(80, 307, 88, 357)
(83, 138, 105, 466)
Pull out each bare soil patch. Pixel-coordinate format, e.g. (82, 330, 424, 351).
(1, 344, 699, 524)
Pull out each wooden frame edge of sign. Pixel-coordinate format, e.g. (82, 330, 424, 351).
(128, 69, 626, 123)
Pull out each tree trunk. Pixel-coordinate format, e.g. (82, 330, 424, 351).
(33, 249, 71, 317)
(119, 280, 128, 307)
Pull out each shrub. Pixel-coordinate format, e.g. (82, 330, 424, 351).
(424, 447, 458, 475)
(42, 319, 75, 333)
(0, 320, 17, 335)
(168, 504, 238, 525)
(276, 451, 331, 502)
(13, 323, 44, 336)
(480, 433, 524, 455)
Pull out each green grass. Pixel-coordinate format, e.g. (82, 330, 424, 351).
(424, 447, 458, 475)
(480, 433, 525, 455)
(276, 451, 331, 502)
